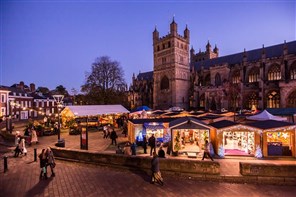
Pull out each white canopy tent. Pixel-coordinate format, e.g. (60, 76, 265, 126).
(246, 110, 287, 121)
(61, 105, 129, 117)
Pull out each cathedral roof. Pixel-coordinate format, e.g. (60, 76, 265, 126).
(136, 71, 153, 81)
(192, 40, 296, 70)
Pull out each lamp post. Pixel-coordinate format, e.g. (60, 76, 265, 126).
(53, 95, 64, 141)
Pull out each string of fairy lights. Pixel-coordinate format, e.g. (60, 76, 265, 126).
(9, 100, 63, 118)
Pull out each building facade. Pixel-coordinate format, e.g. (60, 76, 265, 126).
(128, 19, 296, 111)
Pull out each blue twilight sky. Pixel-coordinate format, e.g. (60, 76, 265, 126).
(0, 0, 295, 94)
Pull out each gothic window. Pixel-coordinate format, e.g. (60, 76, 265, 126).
(200, 94, 205, 107)
(163, 44, 165, 49)
(157, 45, 160, 51)
(215, 73, 221, 86)
(180, 56, 184, 63)
(248, 67, 259, 83)
(287, 90, 296, 107)
(160, 76, 169, 90)
(204, 74, 211, 86)
(247, 92, 258, 109)
(290, 61, 296, 80)
(168, 41, 171, 48)
(267, 91, 280, 108)
(268, 64, 281, 81)
(232, 70, 240, 84)
(162, 57, 166, 64)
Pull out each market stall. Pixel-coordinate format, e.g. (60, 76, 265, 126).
(245, 120, 296, 157)
(128, 118, 176, 145)
(169, 117, 213, 156)
(209, 120, 261, 157)
(61, 105, 129, 128)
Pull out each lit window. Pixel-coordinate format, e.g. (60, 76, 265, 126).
(267, 91, 280, 108)
(268, 64, 281, 81)
(248, 68, 259, 82)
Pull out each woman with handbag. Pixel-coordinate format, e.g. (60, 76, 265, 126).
(46, 147, 56, 177)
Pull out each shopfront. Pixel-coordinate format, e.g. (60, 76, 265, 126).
(246, 120, 296, 157)
(170, 117, 213, 154)
(210, 120, 261, 156)
(128, 118, 175, 145)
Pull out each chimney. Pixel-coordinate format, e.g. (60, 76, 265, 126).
(30, 83, 36, 92)
(19, 81, 25, 90)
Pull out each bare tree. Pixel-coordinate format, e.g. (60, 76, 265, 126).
(81, 56, 127, 104)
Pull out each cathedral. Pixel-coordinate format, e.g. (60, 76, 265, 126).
(128, 19, 296, 111)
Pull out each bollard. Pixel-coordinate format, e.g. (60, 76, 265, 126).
(34, 148, 37, 162)
(4, 156, 8, 173)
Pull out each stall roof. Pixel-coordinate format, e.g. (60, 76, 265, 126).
(129, 118, 178, 124)
(266, 108, 296, 116)
(209, 120, 239, 129)
(245, 120, 295, 130)
(169, 117, 211, 130)
(62, 105, 129, 116)
(246, 110, 287, 121)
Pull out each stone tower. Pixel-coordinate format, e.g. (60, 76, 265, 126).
(153, 18, 190, 110)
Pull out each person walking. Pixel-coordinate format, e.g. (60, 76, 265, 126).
(46, 147, 56, 177)
(110, 129, 118, 145)
(150, 151, 163, 185)
(202, 140, 214, 161)
(148, 134, 156, 156)
(142, 136, 147, 154)
(19, 138, 27, 156)
(31, 127, 38, 144)
(103, 125, 107, 139)
(39, 149, 48, 180)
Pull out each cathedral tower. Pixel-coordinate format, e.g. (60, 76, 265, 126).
(152, 19, 190, 110)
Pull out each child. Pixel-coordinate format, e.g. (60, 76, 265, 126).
(39, 149, 48, 180)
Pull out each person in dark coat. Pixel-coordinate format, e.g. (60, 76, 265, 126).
(110, 129, 118, 145)
(150, 151, 163, 185)
(142, 136, 147, 154)
(158, 146, 165, 158)
(148, 134, 156, 156)
(202, 140, 214, 161)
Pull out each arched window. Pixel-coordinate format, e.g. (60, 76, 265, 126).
(267, 91, 280, 108)
(204, 74, 211, 86)
(287, 90, 296, 107)
(290, 61, 296, 80)
(248, 67, 259, 83)
(247, 92, 258, 109)
(268, 64, 281, 81)
(215, 73, 221, 86)
(200, 94, 205, 107)
(232, 70, 240, 84)
(160, 76, 169, 90)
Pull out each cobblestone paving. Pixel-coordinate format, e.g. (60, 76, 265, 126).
(1, 129, 296, 197)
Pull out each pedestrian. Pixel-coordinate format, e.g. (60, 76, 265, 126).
(202, 140, 214, 161)
(110, 129, 118, 145)
(19, 138, 27, 156)
(150, 151, 163, 185)
(106, 125, 111, 139)
(142, 136, 147, 154)
(131, 142, 137, 155)
(14, 139, 22, 157)
(122, 121, 128, 137)
(46, 147, 56, 177)
(166, 141, 172, 156)
(103, 125, 107, 139)
(31, 127, 38, 144)
(148, 134, 156, 156)
(39, 149, 48, 180)
(158, 146, 165, 158)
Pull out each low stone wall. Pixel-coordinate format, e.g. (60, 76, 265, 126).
(240, 162, 296, 177)
(51, 147, 220, 175)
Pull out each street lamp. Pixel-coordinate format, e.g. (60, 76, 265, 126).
(53, 95, 64, 141)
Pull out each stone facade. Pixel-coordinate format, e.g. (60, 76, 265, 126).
(128, 20, 296, 111)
